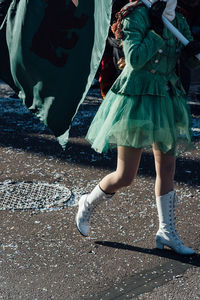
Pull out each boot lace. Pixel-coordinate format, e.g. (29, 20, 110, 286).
(171, 194, 184, 247)
(82, 202, 96, 223)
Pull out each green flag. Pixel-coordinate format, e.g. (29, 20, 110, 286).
(0, 0, 112, 148)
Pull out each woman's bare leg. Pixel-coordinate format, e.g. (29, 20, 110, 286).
(153, 146, 176, 197)
(100, 146, 142, 193)
(76, 146, 142, 236)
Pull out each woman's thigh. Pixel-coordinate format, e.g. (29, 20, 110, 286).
(153, 146, 176, 179)
(116, 146, 142, 183)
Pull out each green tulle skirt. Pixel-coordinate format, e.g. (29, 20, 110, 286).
(86, 90, 192, 155)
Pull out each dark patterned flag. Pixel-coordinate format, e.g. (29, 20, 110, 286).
(0, 0, 112, 148)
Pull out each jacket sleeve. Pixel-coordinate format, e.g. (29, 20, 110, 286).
(122, 7, 165, 71)
(180, 14, 200, 69)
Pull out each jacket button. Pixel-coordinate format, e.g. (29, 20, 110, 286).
(154, 59, 159, 63)
(150, 69, 156, 73)
(158, 49, 163, 53)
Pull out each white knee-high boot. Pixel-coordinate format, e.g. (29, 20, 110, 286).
(75, 185, 114, 236)
(155, 191, 195, 255)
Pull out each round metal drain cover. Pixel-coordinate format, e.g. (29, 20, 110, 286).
(0, 181, 72, 211)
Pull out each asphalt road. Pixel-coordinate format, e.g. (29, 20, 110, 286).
(0, 78, 200, 300)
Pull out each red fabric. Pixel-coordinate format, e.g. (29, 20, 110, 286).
(99, 55, 117, 99)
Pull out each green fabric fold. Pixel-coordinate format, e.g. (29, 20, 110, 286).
(0, 0, 112, 149)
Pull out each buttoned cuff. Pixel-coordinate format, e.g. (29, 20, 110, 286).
(148, 30, 165, 48)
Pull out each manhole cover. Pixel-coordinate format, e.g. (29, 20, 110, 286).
(0, 181, 72, 211)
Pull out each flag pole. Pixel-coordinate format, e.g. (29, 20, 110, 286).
(141, 0, 200, 60)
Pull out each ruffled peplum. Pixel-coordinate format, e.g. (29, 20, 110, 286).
(110, 69, 186, 97)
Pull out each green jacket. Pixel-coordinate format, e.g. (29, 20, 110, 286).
(111, 5, 200, 97)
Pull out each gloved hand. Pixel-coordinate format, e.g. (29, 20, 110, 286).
(149, 0, 167, 36)
(184, 40, 200, 57)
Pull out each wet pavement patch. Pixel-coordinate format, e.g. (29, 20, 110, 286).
(0, 181, 72, 211)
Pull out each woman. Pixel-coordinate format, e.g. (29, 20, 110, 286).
(76, 0, 200, 255)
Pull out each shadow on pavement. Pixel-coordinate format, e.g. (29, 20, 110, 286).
(95, 241, 200, 267)
(0, 132, 200, 186)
